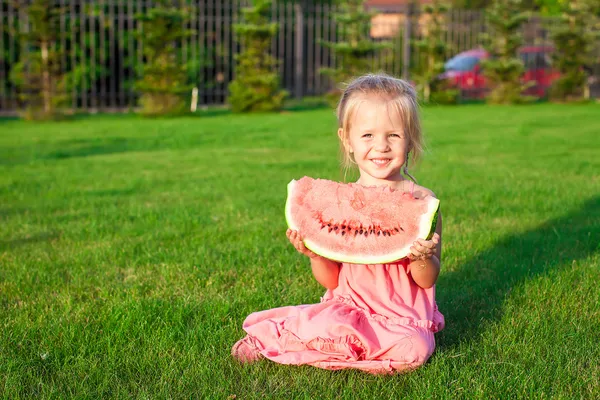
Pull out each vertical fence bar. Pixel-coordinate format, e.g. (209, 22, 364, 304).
(283, 1, 290, 91)
(137, 0, 143, 108)
(117, 0, 125, 108)
(8, 1, 15, 110)
(127, 0, 134, 109)
(79, 0, 87, 111)
(100, 0, 107, 109)
(90, 1, 97, 111)
(294, 3, 303, 99)
(314, 2, 322, 94)
(108, 0, 116, 109)
(0, 1, 6, 111)
(189, 0, 196, 102)
(402, 5, 412, 80)
(270, 0, 276, 72)
(458, 8, 463, 53)
(181, 0, 187, 99)
(59, 0, 67, 112)
(199, 0, 205, 104)
(320, 2, 330, 95)
(331, 2, 337, 87)
(69, 0, 76, 108)
(276, 0, 283, 80)
(19, 4, 28, 110)
(217, 0, 223, 102)
(209, 0, 214, 104)
(307, 4, 314, 95)
(225, 0, 231, 104)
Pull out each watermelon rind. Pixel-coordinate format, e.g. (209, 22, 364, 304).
(285, 179, 440, 265)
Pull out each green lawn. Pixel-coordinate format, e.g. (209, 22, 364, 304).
(1, 103, 599, 398)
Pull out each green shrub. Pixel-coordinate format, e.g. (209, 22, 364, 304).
(9, 0, 68, 120)
(549, 0, 596, 102)
(412, 1, 457, 104)
(228, 0, 287, 113)
(319, 0, 392, 106)
(480, 0, 533, 104)
(135, 1, 192, 116)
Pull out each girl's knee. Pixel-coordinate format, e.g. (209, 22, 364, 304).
(409, 329, 435, 366)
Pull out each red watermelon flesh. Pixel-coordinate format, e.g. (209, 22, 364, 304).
(285, 176, 440, 264)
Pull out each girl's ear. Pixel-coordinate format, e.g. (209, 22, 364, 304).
(338, 128, 353, 153)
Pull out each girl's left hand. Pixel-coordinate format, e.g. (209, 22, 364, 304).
(408, 233, 440, 261)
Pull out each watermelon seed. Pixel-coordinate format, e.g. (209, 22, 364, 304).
(341, 231, 346, 236)
(377, 231, 381, 236)
(359, 229, 363, 234)
(364, 231, 368, 237)
(328, 228, 333, 233)
(334, 226, 338, 231)
(394, 228, 399, 233)
(354, 230, 359, 236)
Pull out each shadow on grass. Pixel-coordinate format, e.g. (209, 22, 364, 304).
(0, 135, 205, 165)
(0, 231, 60, 251)
(43, 137, 137, 161)
(436, 196, 600, 349)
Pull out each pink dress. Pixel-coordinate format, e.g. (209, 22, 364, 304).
(237, 258, 445, 374)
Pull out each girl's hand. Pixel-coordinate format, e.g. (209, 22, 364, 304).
(286, 229, 320, 259)
(408, 233, 440, 261)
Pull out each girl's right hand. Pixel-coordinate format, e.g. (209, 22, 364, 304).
(286, 229, 320, 259)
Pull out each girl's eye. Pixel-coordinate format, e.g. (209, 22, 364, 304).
(389, 133, 402, 138)
(362, 133, 372, 138)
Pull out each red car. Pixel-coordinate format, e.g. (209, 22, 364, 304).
(437, 46, 560, 99)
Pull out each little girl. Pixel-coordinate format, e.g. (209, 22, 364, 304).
(232, 73, 444, 374)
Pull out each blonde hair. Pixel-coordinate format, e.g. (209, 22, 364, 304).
(336, 73, 424, 182)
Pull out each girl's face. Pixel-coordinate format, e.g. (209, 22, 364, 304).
(340, 95, 409, 186)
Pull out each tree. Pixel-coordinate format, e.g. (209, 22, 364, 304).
(549, 0, 596, 101)
(9, 0, 68, 120)
(480, 0, 532, 104)
(135, 0, 193, 116)
(228, 0, 287, 113)
(319, 0, 392, 104)
(411, 0, 457, 103)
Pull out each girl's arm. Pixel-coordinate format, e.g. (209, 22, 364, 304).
(309, 256, 341, 290)
(408, 212, 442, 289)
(287, 229, 341, 290)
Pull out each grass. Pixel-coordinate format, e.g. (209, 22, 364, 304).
(1, 103, 599, 398)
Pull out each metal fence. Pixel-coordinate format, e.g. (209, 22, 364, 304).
(0, 1, 598, 115)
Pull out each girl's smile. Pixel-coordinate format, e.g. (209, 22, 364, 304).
(371, 158, 391, 166)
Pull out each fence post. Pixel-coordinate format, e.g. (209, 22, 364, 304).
(294, 3, 303, 99)
(402, 3, 413, 81)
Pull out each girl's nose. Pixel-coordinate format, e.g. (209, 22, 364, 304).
(375, 136, 391, 152)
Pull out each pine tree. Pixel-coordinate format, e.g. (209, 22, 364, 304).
(228, 0, 287, 113)
(480, 0, 531, 104)
(135, 0, 192, 116)
(9, 0, 68, 120)
(411, 0, 457, 103)
(319, 0, 392, 104)
(549, 0, 596, 101)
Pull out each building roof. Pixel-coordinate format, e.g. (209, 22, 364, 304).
(366, 0, 433, 12)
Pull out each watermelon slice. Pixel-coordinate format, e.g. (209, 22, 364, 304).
(285, 176, 440, 264)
